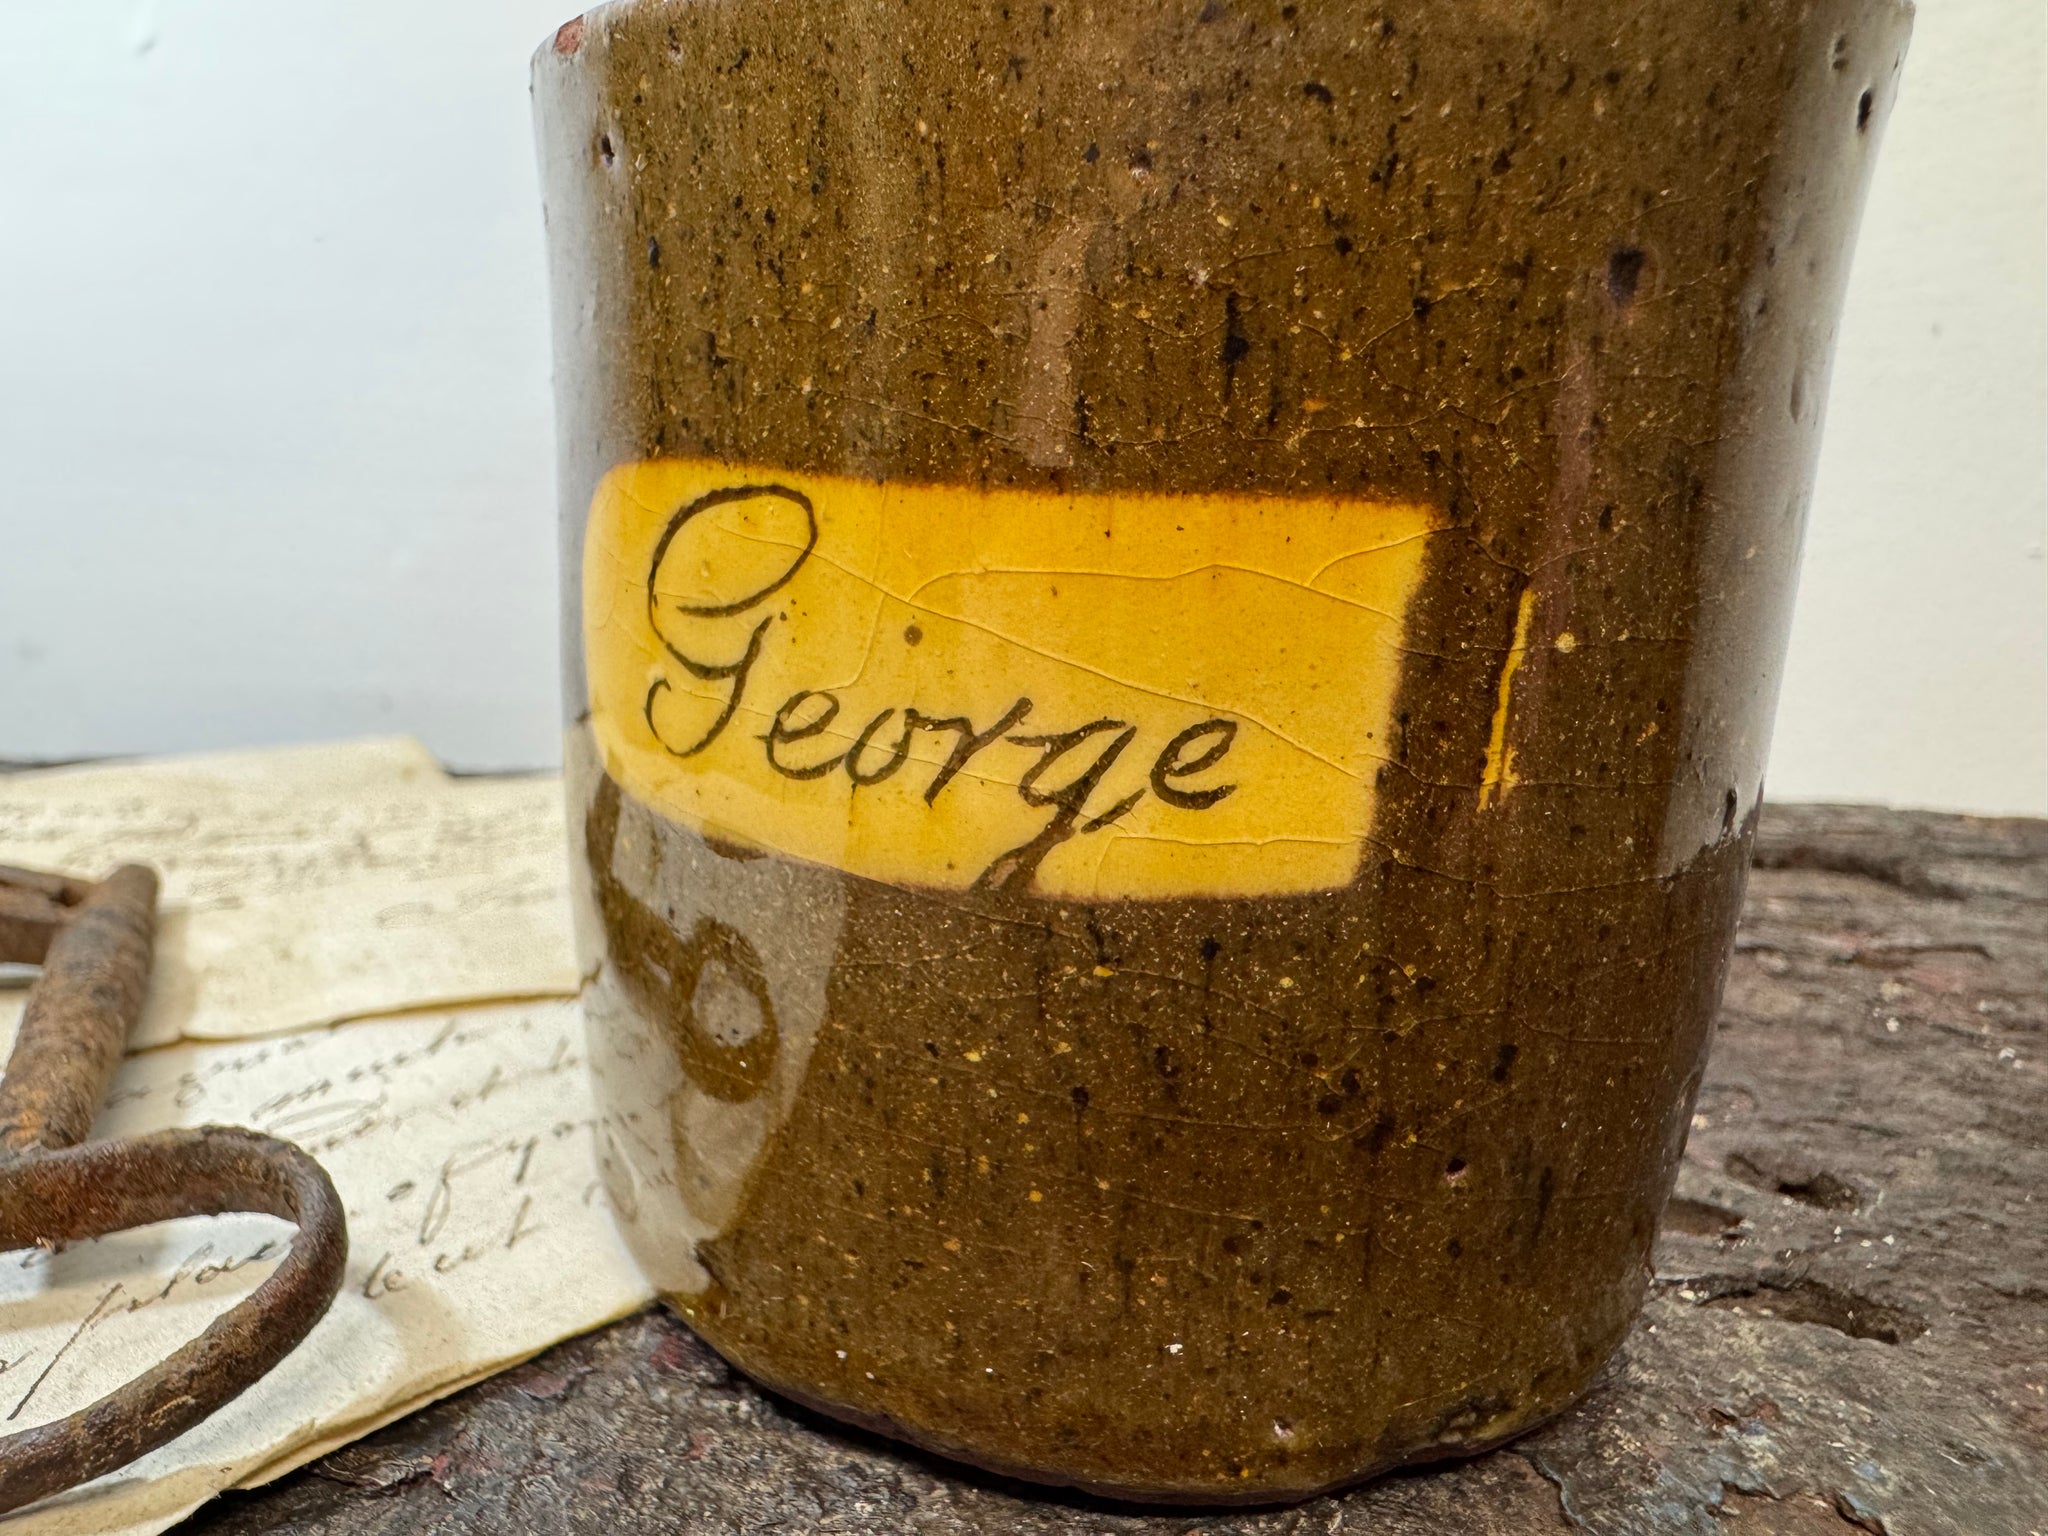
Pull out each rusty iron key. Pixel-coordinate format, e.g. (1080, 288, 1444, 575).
(0, 863, 348, 1514)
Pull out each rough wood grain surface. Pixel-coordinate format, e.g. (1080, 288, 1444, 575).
(181, 805, 2047, 1536)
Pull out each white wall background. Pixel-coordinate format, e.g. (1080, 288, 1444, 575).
(2, 0, 2043, 810)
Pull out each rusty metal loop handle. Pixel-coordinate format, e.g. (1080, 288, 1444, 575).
(0, 864, 350, 1515)
(0, 1128, 348, 1514)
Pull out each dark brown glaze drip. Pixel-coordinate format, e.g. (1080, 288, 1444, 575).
(587, 776, 782, 1105)
(537, 0, 1909, 1501)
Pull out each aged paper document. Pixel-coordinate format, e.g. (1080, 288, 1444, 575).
(1, 1001, 655, 1535)
(0, 739, 579, 1050)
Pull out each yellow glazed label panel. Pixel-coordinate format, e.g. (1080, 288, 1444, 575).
(583, 459, 1438, 900)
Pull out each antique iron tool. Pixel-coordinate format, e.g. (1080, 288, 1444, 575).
(0, 863, 347, 1514)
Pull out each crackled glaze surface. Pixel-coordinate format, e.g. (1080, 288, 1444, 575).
(536, 0, 1908, 1501)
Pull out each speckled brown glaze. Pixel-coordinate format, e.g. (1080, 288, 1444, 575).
(535, 0, 1909, 1502)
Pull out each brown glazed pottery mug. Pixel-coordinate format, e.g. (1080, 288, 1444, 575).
(536, 0, 1909, 1502)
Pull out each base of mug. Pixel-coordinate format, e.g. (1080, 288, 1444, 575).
(662, 1293, 1596, 1507)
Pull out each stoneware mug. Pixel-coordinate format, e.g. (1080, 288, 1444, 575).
(536, 0, 1910, 1502)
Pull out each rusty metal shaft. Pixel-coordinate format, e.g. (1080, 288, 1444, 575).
(0, 864, 92, 967)
(0, 863, 157, 1156)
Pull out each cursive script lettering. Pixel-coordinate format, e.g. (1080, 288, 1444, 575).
(1151, 719, 1239, 810)
(913, 697, 1035, 805)
(762, 689, 845, 779)
(634, 482, 1241, 889)
(980, 719, 1144, 890)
